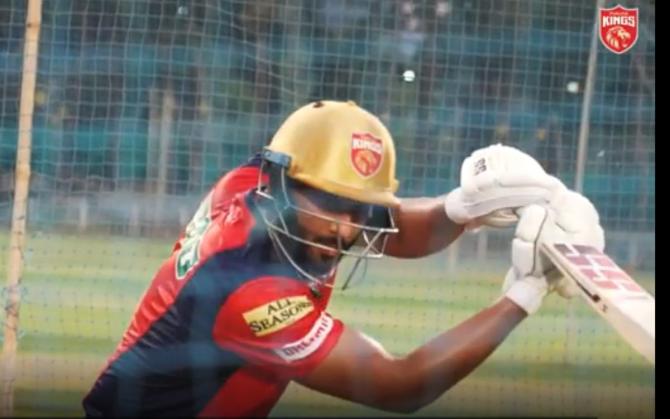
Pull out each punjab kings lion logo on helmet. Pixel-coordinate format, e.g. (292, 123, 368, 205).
(350, 132, 384, 178)
(599, 5, 638, 54)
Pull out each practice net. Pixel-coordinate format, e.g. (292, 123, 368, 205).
(0, 0, 654, 416)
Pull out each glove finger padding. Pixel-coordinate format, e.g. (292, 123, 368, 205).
(511, 205, 550, 277)
(469, 208, 519, 229)
(501, 204, 554, 315)
(509, 190, 606, 299)
(461, 145, 559, 193)
(541, 190, 605, 298)
(551, 190, 605, 249)
(445, 144, 567, 227)
(500, 190, 606, 311)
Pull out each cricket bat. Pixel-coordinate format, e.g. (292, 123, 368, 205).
(541, 242, 655, 365)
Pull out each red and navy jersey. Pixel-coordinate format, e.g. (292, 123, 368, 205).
(82, 156, 344, 417)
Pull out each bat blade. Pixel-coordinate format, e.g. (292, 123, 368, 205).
(541, 242, 655, 365)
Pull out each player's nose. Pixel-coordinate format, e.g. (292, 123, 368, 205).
(333, 215, 362, 243)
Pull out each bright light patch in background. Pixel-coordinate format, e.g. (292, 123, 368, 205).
(402, 69, 416, 82)
(567, 81, 580, 93)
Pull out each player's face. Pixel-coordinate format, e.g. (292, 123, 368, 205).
(289, 188, 369, 270)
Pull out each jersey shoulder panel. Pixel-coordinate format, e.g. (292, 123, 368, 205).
(213, 276, 343, 378)
(175, 192, 256, 281)
(210, 155, 266, 217)
(173, 154, 265, 253)
(216, 276, 324, 345)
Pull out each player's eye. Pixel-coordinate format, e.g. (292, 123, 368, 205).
(298, 187, 371, 224)
(349, 203, 373, 224)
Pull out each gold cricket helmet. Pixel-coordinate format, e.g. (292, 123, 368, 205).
(264, 100, 400, 208)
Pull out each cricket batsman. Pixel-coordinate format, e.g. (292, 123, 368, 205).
(82, 100, 604, 416)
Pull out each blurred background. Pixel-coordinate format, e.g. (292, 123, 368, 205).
(0, 0, 655, 417)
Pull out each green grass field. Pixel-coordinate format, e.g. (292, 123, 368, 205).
(0, 231, 655, 418)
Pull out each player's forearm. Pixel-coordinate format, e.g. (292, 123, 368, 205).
(296, 299, 526, 414)
(384, 298, 527, 412)
(385, 196, 464, 258)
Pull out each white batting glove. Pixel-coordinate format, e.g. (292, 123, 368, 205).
(501, 205, 557, 315)
(501, 190, 606, 312)
(444, 144, 567, 229)
(536, 189, 606, 299)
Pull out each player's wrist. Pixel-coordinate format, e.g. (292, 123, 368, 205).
(501, 269, 548, 315)
(443, 188, 487, 232)
(443, 188, 470, 225)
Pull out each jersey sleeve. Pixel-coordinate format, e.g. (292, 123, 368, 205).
(210, 154, 267, 217)
(210, 167, 264, 216)
(212, 276, 344, 379)
(173, 156, 266, 252)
